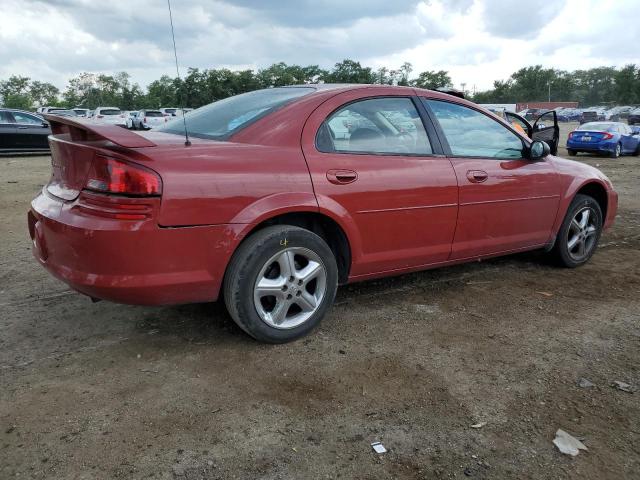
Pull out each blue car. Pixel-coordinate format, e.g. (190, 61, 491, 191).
(567, 121, 640, 158)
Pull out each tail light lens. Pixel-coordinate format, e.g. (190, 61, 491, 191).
(602, 132, 614, 140)
(85, 155, 162, 196)
(568, 132, 574, 139)
(143, 117, 147, 123)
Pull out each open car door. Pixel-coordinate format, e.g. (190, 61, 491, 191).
(532, 111, 559, 155)
(504, 110, 559, 155)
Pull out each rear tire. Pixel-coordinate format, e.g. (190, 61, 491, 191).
(610, 143, 621, 158)
(223, 225, 338, 343)
(567, 149, 577, 156)
(551, 194, 603, 268)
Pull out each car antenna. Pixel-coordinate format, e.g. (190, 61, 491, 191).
(167, 0, 191, 146)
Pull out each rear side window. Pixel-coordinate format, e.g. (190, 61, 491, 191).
(158, 87, 315, 140)
(317, 97, 432, 155)
(426, 99, 524, 159)
(12, 112, 42, 125)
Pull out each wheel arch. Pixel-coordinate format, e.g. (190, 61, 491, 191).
(575, 181, 608, 220)
(233, 211, 353, 284)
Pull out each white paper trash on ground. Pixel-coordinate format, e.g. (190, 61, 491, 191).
(553, 429, 588, 456)
(371, 442, 387, 454)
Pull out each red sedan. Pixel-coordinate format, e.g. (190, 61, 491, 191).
(29, 85, 618, 343)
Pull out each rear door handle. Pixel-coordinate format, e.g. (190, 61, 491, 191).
(466, 170, 488, 183)
(326, 169, 358, 185)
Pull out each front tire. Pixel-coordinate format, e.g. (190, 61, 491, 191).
(551, 194, 603, 268)
(223, 225, 338, 343)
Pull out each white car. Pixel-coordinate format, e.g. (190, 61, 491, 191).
(133, 110, 167, 130)
(160, 107, 193, 117)
(92, 107, 127, 127)
(125, 111, 139, 129)
(72, 108, 91, 118)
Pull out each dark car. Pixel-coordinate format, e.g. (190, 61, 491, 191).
(580, 110, 604, 124)
(628, 108, 640, 126)
(0, 109, 51, 153)
(30, 85, 618, 343)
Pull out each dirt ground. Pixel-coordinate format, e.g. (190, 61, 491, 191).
(1, 122, 639, 479)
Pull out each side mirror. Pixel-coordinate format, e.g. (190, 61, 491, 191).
(631, 126, 640, 135)
(529, 140, 550, 160)
(41, 121, 49, 128)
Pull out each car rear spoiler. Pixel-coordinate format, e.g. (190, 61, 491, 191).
(43, 114, 156, 148)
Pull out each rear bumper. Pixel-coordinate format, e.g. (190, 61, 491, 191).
(566, 140, 615, 153)
(29, 190, 244, 305)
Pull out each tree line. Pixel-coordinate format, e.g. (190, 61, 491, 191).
(1, 60, 639, 111)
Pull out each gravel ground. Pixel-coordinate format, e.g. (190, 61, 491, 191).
(1, 122, 639, 479)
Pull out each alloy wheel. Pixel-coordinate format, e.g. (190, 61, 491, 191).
(253, 247, 327, 329)
(566, 207, 599, 262)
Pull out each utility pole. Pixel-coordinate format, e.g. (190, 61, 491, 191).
(548, 81, 551, 102)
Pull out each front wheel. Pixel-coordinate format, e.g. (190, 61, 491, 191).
(551, 194, 603, 268)
(224, 225, 338, 343)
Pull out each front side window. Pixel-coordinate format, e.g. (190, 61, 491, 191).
(12, 112, 42, 125)
(427, 100, 524, 159)
(317, 97, 432, 155)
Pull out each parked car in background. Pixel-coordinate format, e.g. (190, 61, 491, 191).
(555, 107, 581, 122)
(0, 108, 50, 152)
(73, 108, 91, 118)
(92, 107, 127, 127)
(48, 110, 78, 117)
(125, 111, 139, 129)
(30, 85, 617, 343)
(518, 108, 545, 121)
(567, 121, 640, 157)
(627, 108, 640, 125)
(160, 107, 179, 117)
(580, 110, 603, 124)
(132, 109, 167, 130)
(160, 107, 193, 117)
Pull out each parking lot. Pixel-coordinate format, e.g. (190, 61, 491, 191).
(1, 122, 639, 479)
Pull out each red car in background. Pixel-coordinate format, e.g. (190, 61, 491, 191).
(29, 85, 617, 343)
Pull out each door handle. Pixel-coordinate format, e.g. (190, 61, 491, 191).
(17, 126, 29, 129)
(466, 170, 488, 183)
(326, 169, 358, 185)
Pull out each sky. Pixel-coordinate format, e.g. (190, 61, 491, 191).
(1, 0, 639, 92)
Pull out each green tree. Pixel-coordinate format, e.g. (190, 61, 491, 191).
(614, 64, 638, 104)
(412, 70, 452, 90)
(0, 75, 32, 108)
(323, 59, 376, 84)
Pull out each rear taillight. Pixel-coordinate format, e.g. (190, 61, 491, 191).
(602, 133, 614, 140)
(97, 115, 104, 119)
(143, 117, 147, 123)
(85, 155, 162, 196)
(568, 132, 574, 139)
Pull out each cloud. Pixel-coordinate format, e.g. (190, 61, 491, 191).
(0, 0, 638, 92)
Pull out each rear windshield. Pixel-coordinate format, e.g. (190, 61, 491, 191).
(158, 87, 315, 140)
(577, 122, 614, 131)
(164, 109, 177, 114)
(100, 109, 121, 115)
(145, 111, 163, 117)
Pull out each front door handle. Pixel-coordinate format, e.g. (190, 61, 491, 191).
(17, 126, 29, 130)
(466, 170, 488, 183)
(326, 169, 358, 185)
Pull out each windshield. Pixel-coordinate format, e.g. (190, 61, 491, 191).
(158, 87, 315, 140)
(577, 122, 614, 131)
